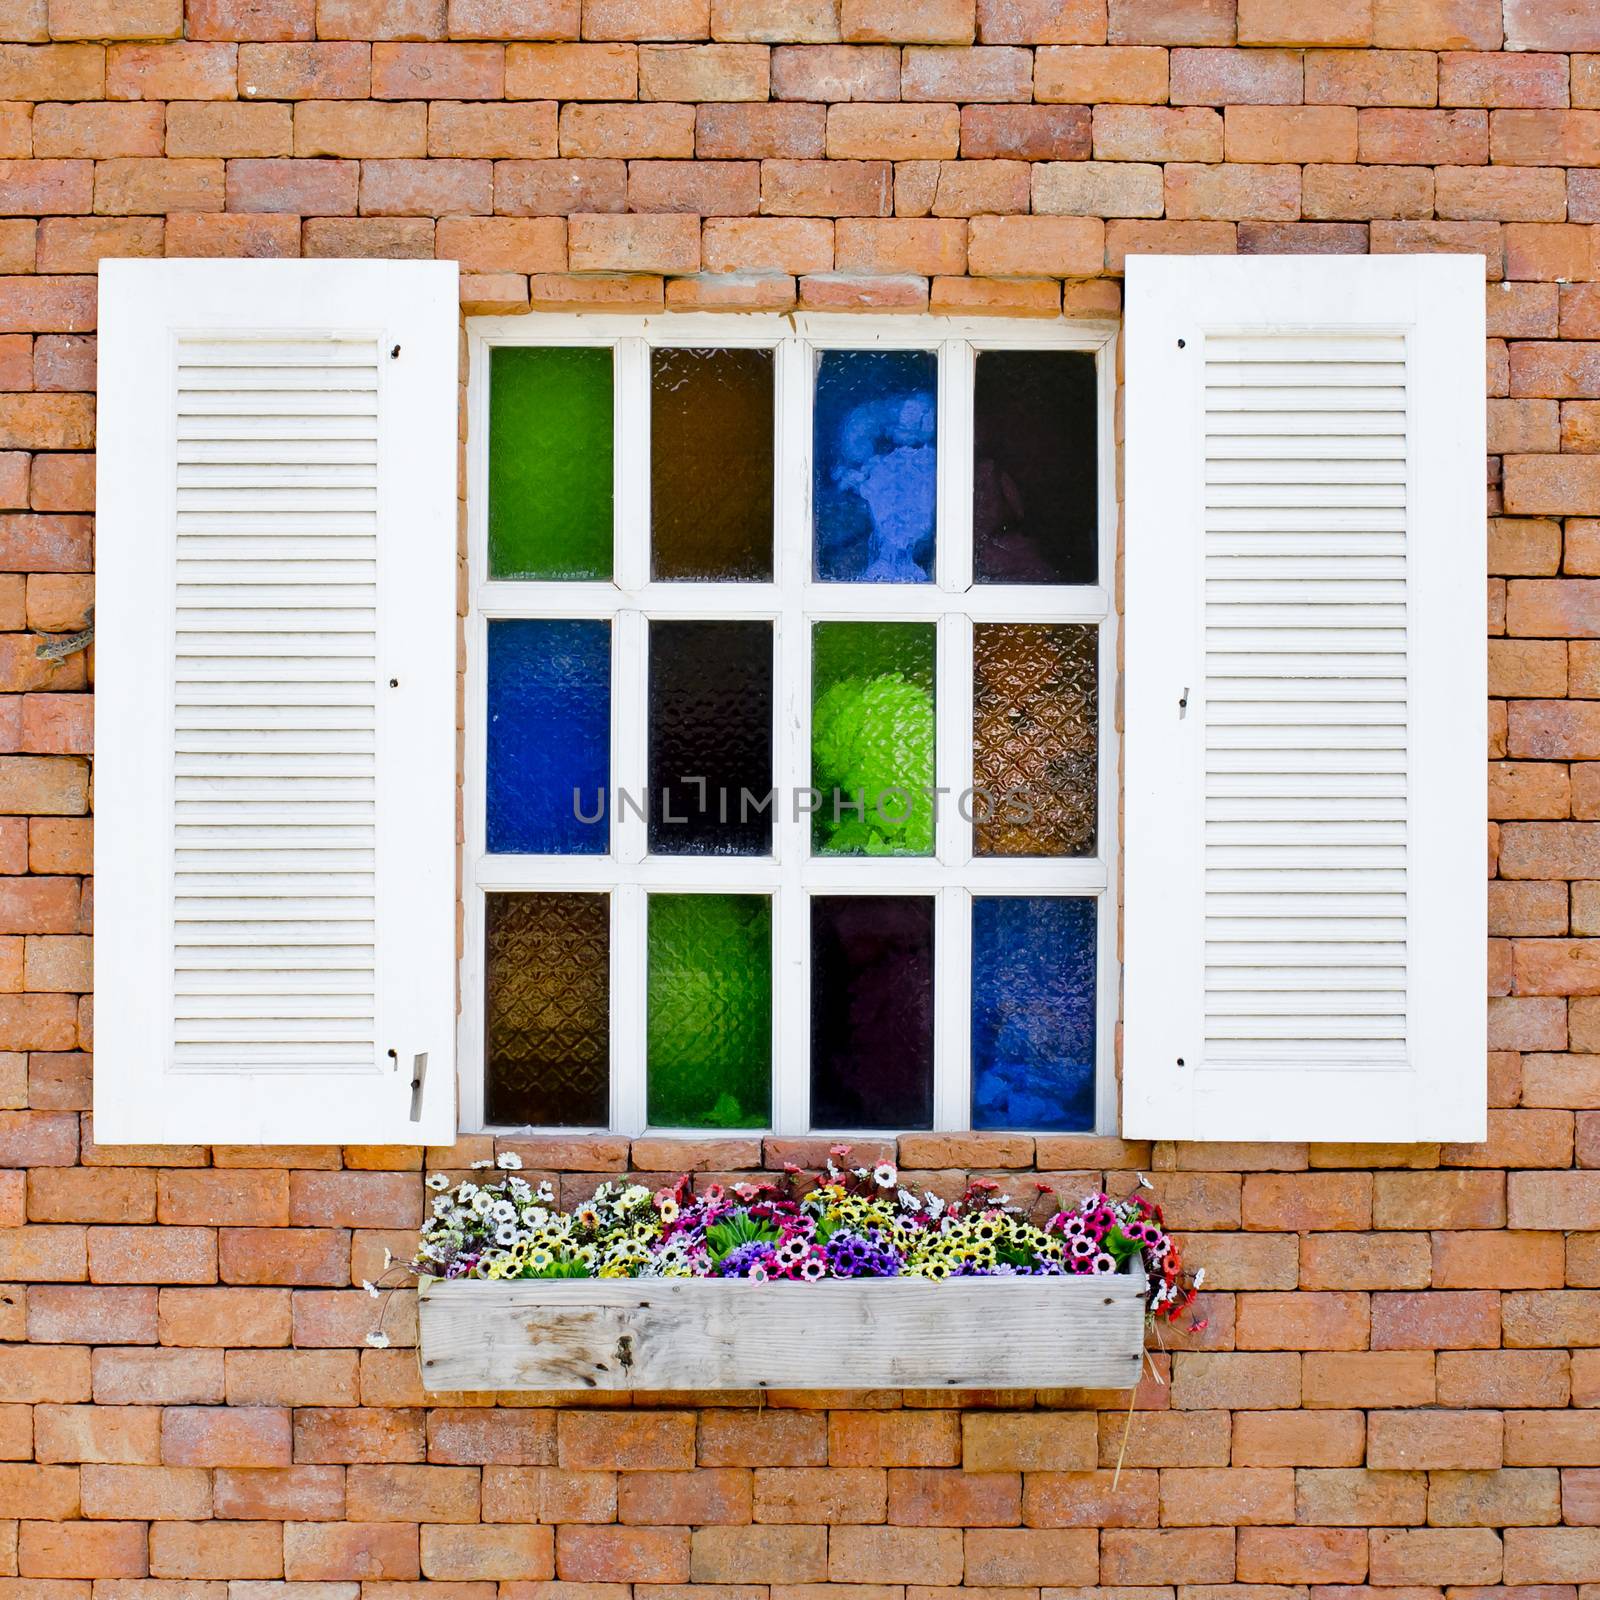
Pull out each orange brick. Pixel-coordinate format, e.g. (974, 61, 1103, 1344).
(1101, 1527, 1235, 1585)
(827, 105, 959, 160)
(689, 1524, 822, 1583)
(1094, 103, 1220, 160)
(1304, 1351, 1436, 1408)
(1368, 1409, 1504, 1469)
(372, 40, 504, 96)
(1303, 162, 1433, 218)
(955, 1412, 1089, 1471)
(699, 1409, 826, 1467)
(967, 215, 1102, 275)
(1439, 1349, 1571, 1408)
(1372, 1289, 1502, 1349)
(885, 1468, 1018, 1526)
(1171, 1351, 1300, 1410)
(1107, 0, 1232, 44)
(1235, 1290, 1370, 1350)
(696, 101, 826, 157)
(238, 39, 373, 96)
(839, 0, 973, 44)
(214, 1464, 346, 1520)
(1429, 1466, 1560, 1525)
(1165, 162, 1299, 220)
(482, 1464, 616, 1523)
(1233, 1410, 1365, 1467)
(553, 1525, 692, 1583)
(422, 1524, 555, 1581)
(286, 1521, 421, 1582)
(162, 1405, 290, 1467)
(106, 39, 236, 98)
(1237, 1526, 1368, 1583)
(964, 1528, 1097, 1586)
(1238, 0, 1371, 44)
(568, 212, 698, 271)
(1227, 104, 1357, 161)
(1035, 44, 1167, 102)
(1369, 1527, 1504, 1585)
(19, 1520, 149, 1580)
(81, 1462, 211, 1521)
(1098, 1409, 1231, 1468)
(1020, 1467, 1158, 1526)
(1360, 106, 1488, 162)
(1160, 1466, 1294, 1526)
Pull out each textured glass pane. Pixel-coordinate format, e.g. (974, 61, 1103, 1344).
(649, 620, 773, 856)
(811, 895, 934, 1130)
(487, 619, 610, 855)
(972, 896, 1096, 1132)
(485, 892, 609, 1127)
(973, 622, 1097, 857)
(489, 346, 613, 581)
(811, 621, 935, 857)
(651, 347, 774, 582)
(648, 894, 772, 1129)
(974, 349, 1097, 586)
(813, 349, 937, 584)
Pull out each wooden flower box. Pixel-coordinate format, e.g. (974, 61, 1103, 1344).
(417, 1273, 1149, 1392)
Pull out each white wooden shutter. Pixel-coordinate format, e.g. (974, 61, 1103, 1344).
(1124, 255, 1485, 1142)
(95, 259, 458, 1145)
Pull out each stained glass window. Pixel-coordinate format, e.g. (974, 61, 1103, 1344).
(485, 891, 609, 1127)
(648, 894, 772, 1129)
(486, 619, 610, 856)
(811, 621, 936, 857)
(813, 350, 937, 584)
(474, 321, 1109, 1136)
(652, 347, 774, 582)
(971, 896, 1096, 1131)
(489, 346, 613, 582)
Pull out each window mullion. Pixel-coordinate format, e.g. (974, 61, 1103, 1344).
(774, 331, 812, 1137)
(934, 885, 972, 1133)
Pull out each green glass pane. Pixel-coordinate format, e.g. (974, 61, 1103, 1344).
(489, 346, 613, 581)
(811, 621, 936, 857)
(647, 893, 772, 1129)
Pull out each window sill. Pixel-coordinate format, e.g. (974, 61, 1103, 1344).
(417, 1272, 1148, 1393)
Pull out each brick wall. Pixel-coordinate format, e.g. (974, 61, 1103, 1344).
(0, 0, 1599, 1590)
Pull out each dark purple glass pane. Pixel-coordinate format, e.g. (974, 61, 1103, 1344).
(648, 620, 773, 856)
(810, 895, 934, 1130)
(974, 349, 1098, 586)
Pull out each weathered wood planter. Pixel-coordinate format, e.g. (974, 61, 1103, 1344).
(417, 1274, 1149, 1392)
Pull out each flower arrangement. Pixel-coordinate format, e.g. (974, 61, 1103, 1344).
(413, 1148, 1197, 1323)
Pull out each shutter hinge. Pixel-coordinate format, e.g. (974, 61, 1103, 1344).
(1178, 686, 1189, 718)
(409, 1052, 428, 1122)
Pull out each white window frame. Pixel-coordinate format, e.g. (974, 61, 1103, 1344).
(460, 312, 1120, 1139)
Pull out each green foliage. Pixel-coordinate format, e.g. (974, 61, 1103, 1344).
(812, 673, 935, 854)
(705, 1209, 780, 1263)
(531, 1256, 592, 1278)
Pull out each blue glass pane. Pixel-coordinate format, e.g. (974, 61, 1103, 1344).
(487, 619, 610, 855)
(972, 896, 1096, 1131)
(813, 349, 937, 583)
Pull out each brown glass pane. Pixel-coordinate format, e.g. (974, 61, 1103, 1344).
(485, 892, 609, 1126)
(651, 347, 774, 582)
(972, 622, 1097, 857)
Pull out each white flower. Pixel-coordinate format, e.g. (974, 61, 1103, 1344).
(471, 1158, 494, 1169)
(497, 1152, 523, 1170)
(457, 1183, 479, 1202)
(365, 1331, 390, 1349)
(361, 1279, 380, 1299)
(495, 1224, 518, 1246)
(873, 1162, 898, 1188)
(1136, 1172, 1154, 1190)
(432, 1195, 452, 1217)
(426, 1172, 451, 1191)
(1192, 1266, 1206, 1289)
(491, 1200, 516, 1223)
(471, 1191, 495, 1216)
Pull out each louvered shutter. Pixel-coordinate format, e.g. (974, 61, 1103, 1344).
(1124, 255, 1485, 1142)
(94, 259, 458, 1144)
